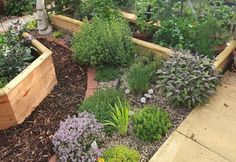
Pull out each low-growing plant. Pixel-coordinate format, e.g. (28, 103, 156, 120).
(0, 76, 7, 88)
(156, 51, 220, 108)
(115, 0, 134, 11)
(132, 106, 172, 142)
(72, 16, 135, 67)
(52, 112, 104, 162)
(103, 145, 140, 162)
(78, 89, 124, 133)
(104, 98, 130, 136)
(25, 19, 37, 31)
(127, 58, 159, 95)
(95, 67, 121, 82)
(52, 31, 65, 39)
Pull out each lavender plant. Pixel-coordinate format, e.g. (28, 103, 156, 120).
(52, 112, 105, 162)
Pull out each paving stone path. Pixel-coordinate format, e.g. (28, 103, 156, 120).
(150, 71, 236, 162)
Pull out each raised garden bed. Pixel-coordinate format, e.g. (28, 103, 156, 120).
(0, 33, 57, 130)
(50, 14, 236, 72)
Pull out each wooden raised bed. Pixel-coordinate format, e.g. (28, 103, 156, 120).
(0, 33, 57, 130)
(50, 14, 236, 72)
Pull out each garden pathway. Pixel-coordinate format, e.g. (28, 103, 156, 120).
(150, 71, 236, 162)
(0, 13, 36, 32)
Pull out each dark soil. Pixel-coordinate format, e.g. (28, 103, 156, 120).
(0, 39, 87, 162)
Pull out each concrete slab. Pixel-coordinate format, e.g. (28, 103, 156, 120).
(176, 72, 236, 162)
(149, 131, 229, 162)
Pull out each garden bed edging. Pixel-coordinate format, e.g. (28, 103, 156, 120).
(0, 33, 57, 130)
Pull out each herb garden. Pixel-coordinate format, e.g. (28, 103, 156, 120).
(0, 0, 236, 162)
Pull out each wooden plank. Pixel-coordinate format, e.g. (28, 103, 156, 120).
(214, 40, 236, 72)
(50, 14, 83, 33)
(121, 11, 137, 23)
(132, 37, 173, 59)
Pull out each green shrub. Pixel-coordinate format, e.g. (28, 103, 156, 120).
(25, 20, 37, 31)
(132, 106, 172, 142)
(156, 51, 220, 108)
(72, 16, 134, 67)
(78, 89, 124, 133)
(127, 56, 160, 95)
(104, 98, 130, 136)
(5, 0, 35, 16)
(103, 145, 140, 162)
(52, 31, 64, 39)
(0, 77, 7, 88)
(95, 67, 121, 82)
(115, 0, 134, 11)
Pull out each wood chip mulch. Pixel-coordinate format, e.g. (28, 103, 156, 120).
(0, 39, 87, 162)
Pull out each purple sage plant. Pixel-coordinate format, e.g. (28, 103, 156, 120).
(52, 112, 105, 162)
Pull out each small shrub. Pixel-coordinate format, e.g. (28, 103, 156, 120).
(104, 98, 130, 136)
(95, 67, 121, 82)
(156, 51, 220, 108)
(78, 89, 124, 133)
(132, 106, 172, 142)
(52, 31, 64, 39)
(52, 112, 104, 162)
(103, 145, 140, 162)
(0, 77, 7, 88)
(5, 0, 35, 16)
(72, 16, 135, 67)
(25, 20, 37, 31)
(127, 57, 159, 95)
(115, 0, 134, 11)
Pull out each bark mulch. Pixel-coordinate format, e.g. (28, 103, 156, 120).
(0, 39, 87, 162)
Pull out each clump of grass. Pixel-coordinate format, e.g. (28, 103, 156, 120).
(53, 31, 64, 39)
(95, 67, 121, 82)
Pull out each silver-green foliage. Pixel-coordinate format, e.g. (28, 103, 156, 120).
(104, 98, 130, 136)
(72, 16, 135, 67)
(156, 51, 220, 108)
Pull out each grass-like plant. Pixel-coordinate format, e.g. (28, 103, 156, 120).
(103, 145, 140, 162)
(132, 106, 172, 142)
(78, 89, 124, 134)
(104, 97, 130, 136)
(127, 58, 159, 95)
(156, 51, 220, 108)
(95, 67, 121, 82)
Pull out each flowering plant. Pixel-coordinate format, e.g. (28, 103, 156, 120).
(0, 22, 35, 84)
(52, 112, 105, 162)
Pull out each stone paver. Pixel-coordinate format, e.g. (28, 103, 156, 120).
(149, 131, 229, 162)
(150, 72, 236, 162)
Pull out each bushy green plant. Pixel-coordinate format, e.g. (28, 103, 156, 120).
(132, 106, 172, 142)
(25, 20, 37, 31)
(127, 58, 159, 95)
(156, 51, 220, 108)
(0, 77, 7, 88)
(95, 67, 121, 82)
(0, 23, 35, 82)
(72, 16, 134, 67)
(78, 89, 124, 133)
(52, 31, 64, 39)
(103, 145, 140, 162)
(5, 0, 35, 16)
(115, 0, 134, 11)
(104, 98, 130, 136)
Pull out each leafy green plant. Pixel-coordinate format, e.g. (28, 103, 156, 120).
(127, 58, 159, 95)
(115, 0, 134, 11)
(5, 0, 35, 16)
(0, 77, 7, 88)
(95, 67, 121, 82)
(103, 145, 140, 162)
(0, 23, 36, 83)
(104, 98, 130, 136)
(78, 89, 124, 133)
(132, 106, 172, 142)
(156, 51, 220, 108)
(52, 31, 64, 39)
(25, 20, 37, 31)
(72, 16, 134, 67)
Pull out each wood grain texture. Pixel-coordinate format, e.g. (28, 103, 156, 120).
(0, 35, 57, 130)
